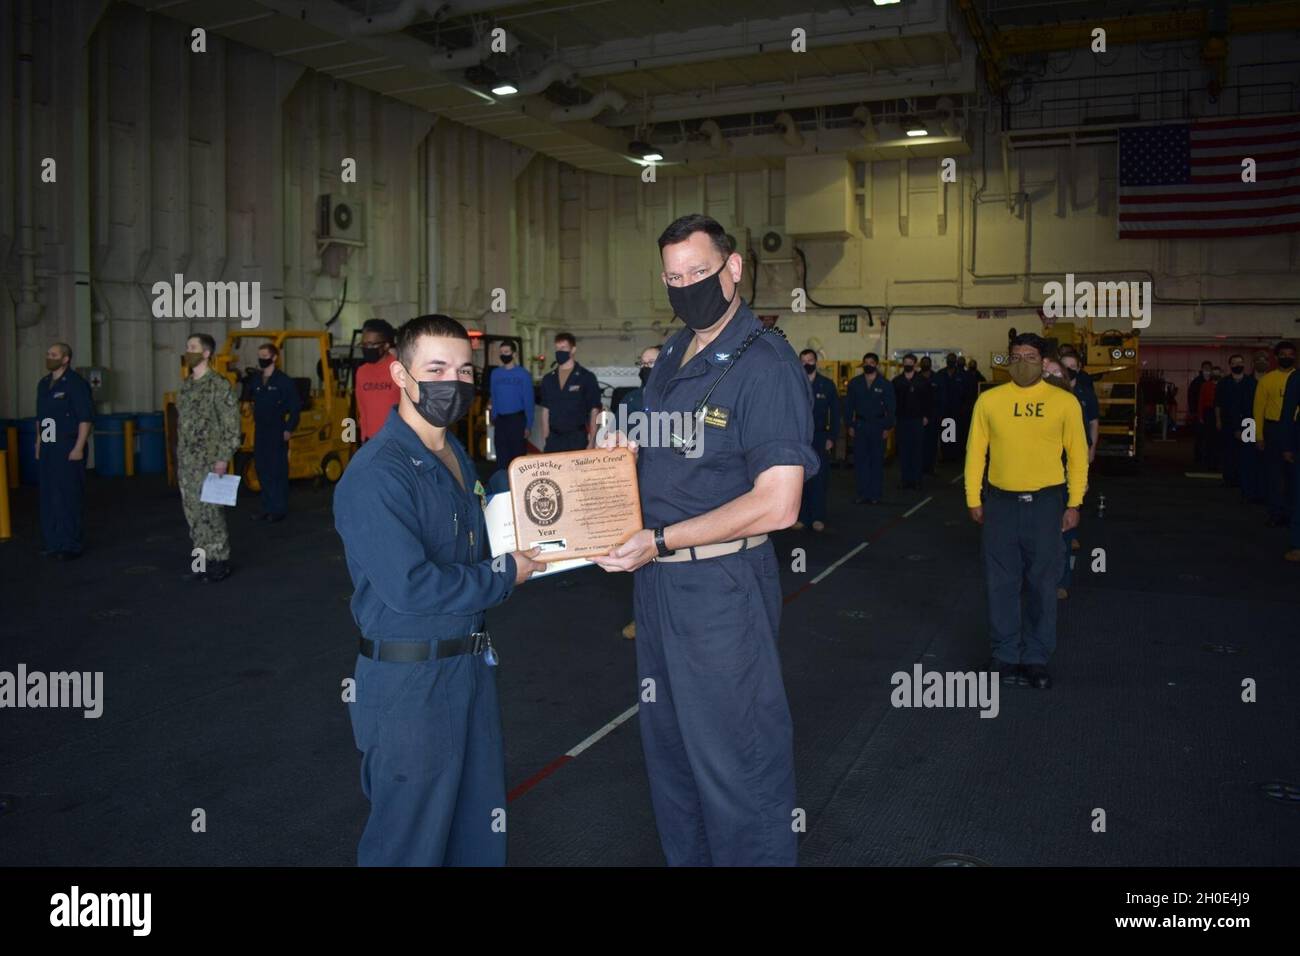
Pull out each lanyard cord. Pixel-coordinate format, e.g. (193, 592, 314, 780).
(675, 325, 788, 455)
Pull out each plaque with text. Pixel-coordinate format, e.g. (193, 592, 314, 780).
(507, 448, 642, 562)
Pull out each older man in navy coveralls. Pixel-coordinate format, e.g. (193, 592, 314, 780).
(334, 314, 541, 866)
(595, 214, 817, 866)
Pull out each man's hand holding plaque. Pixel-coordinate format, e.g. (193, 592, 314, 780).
(507, 447, 643, 562)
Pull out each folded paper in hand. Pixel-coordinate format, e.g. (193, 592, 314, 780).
(200, 473, 241, 507)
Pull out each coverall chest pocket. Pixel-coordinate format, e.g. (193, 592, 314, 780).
(419, 494, 462, 562)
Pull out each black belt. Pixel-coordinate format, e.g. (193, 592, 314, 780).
(359, 632, 490, 663)
(986, 483, 1064, 502)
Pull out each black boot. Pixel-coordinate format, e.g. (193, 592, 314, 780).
(1023, 664, 1053, 689)
(202, 560, 231, 584)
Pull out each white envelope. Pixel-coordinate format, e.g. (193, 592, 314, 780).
(199, 473, 242, 507)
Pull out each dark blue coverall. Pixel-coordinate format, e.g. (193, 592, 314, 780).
(251, 368, 301, 517)
(1281, 371, 1300, 552)
(844, 370, 895, 502)
(36, 368, 93, 555)
(937, 365, 971, 462)
(1059, 384, 1098, 591)
(540, 362, 601, 452)
(798, 372, 840, 524)
(1236, 374, 1262, 501)
(1215, 373, 1251, 491)
(334, 406, 517, 867)
(922, 372, 941, 473)
(634, 302, 817, 866)
(892, 371, 932, 487)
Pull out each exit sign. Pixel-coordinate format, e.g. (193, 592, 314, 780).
(838, 314, 857, 333)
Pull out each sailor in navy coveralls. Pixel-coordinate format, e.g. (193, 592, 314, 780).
(334, 315, 541, 866)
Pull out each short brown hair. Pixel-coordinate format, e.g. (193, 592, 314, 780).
(396, 314, 470, 366)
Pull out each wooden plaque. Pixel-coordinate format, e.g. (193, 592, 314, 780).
(507, 447, 643, 562)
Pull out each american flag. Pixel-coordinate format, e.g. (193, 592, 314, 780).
(1117, 114, 1300, 238)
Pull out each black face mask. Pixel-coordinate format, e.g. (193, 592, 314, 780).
(401, 365, 475, 428)
(864, 364, 877, 374)
(258, 357, 274, 369)
(639, 366, 653, 386)
(554, 350, 572, 366)
(903, 365, 915, 374)
(946, 357, 957, 368)
(500, 353, 513, 365)
(1231, 365, 1244, 375)
(362, 346, 384, 364)
(803, 364, 817, 375)
(1279, 356, 1296, 369)
(666, 260, 735, 331)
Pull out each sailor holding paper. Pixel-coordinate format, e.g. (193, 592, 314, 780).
(594, 214, 818, 866)
(334, 314, 542, 866)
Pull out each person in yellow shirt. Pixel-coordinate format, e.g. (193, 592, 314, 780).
(1253, 341, 1296, 527)
(965, 333, 1089, 690)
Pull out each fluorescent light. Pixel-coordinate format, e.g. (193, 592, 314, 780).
(873, 0, 901, 5)
(905, 128, 928, 137)
(492, 83, 518, 96)
(642, 151, 663, 162)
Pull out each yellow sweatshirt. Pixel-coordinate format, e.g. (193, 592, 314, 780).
(964, 379, 1089, 508)
(1252, 367, 1293, 431)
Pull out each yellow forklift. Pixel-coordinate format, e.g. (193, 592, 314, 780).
(164, 330, 356, 490)
(1082, 327, 1141, 465)
(985, 322, 1141, 466)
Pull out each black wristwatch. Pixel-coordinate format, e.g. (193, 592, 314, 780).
(654, 527, 675, 557)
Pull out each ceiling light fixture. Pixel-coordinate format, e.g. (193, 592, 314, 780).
(492, 83, 518, 96)
(629, 140, 663, 163)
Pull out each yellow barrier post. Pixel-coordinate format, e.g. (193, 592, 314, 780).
(5, 426, 16, 489)
(0, 451, 11, 540)
(123, 417, 135, 477)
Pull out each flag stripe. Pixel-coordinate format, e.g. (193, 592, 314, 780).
(1119, 113, 1300, 239)
(1120, 203, 1300, 222)
(1119, 183, 1300, 204)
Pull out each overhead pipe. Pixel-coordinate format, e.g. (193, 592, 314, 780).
(698, 119, 729, 153)
(549, 89, 626, 123)
(350, 0, 443, 36)
(511, 60, 575, 96)
(16, 0, 42, 328)
(428, 29, 516, 71)
(852, 106, 878, 143)
(774, 112, 803, 148)
(351, 0, 552, 33)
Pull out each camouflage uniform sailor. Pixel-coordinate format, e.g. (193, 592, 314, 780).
(177, 333, 242, 583)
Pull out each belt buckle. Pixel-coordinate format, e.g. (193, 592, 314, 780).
(469, 631, 487, 654)
(1018, 493, 1034, 502)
